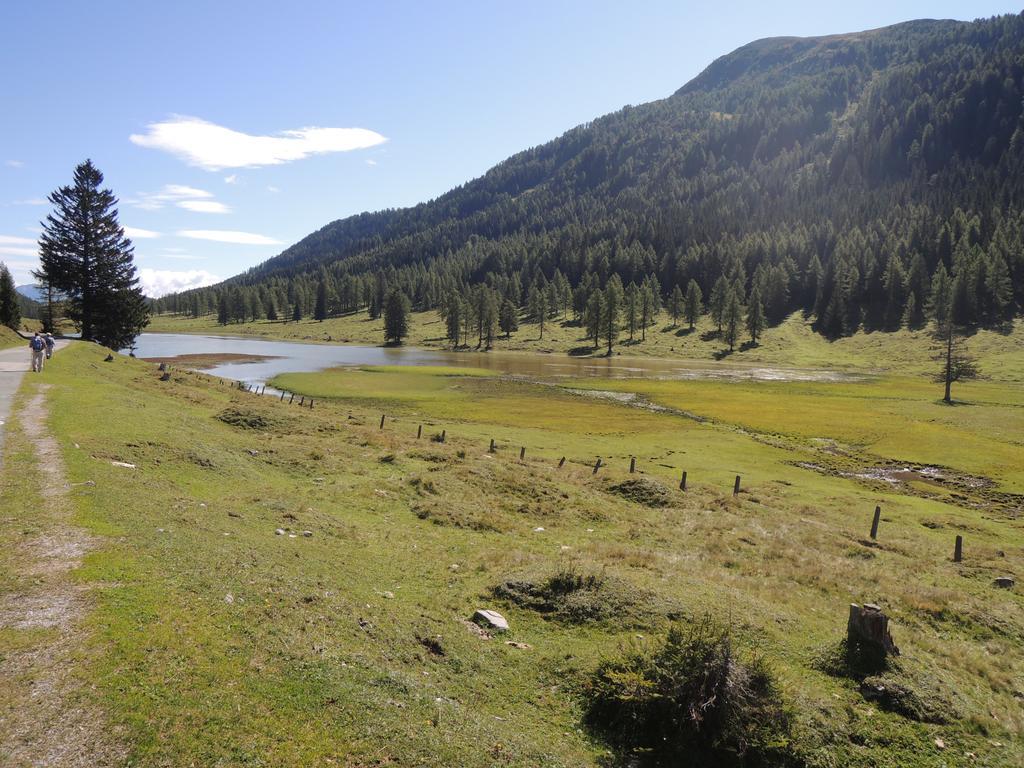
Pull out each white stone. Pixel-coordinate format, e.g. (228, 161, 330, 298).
(472, 609, 509, 632)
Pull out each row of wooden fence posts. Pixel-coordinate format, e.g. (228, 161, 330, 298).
(371, 408, 970, 561)
(869, 504, 965, 561)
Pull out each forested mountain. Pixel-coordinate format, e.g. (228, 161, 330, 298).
(155, 14, 1024, 343)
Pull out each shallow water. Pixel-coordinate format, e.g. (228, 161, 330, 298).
(126, 333, 860, 388)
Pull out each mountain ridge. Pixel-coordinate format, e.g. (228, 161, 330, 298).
(155, 13, 1024, 340)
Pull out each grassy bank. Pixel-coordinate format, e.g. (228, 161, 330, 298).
(1, 343, 1022, 766)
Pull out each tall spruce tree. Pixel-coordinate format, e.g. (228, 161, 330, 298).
(35, 160, 148, 348)
(684, 279, 703, 330)
(0, 263, 21, 330)
(383, 288, 411, 344)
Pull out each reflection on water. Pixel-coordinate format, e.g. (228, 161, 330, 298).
(126, 333, 858, 388)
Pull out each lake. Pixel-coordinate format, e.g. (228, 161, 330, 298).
(127, 333, 858, 387)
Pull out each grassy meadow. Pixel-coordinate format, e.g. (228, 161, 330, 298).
(1, 329, 1022, 766)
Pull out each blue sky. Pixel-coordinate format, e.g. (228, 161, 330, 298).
(1, 1, 1018, 295)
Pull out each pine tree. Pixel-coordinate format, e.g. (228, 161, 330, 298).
(640, 276, 660, 341)
(745, 287, 766, 344)
(35, 160, 148, 348)
(499, 297, 518, 338)
(383, 288, 411, 344)
(669, 284, 684, 326)
(709, 275, 729, 333)
(624, 282, 639, 340)
(0, 263, 21, 330)
(217, 292, 230, 325)
(443, 292, 463, 346)
(931, 282, 978, 403)
(684, 280, 703, 330)
(603, 275, 624, 354)
(722, 288, 743, 351)
(314, 279, 328, 321)
(586, 289, 605, 348)
(292, 300, 302, 322)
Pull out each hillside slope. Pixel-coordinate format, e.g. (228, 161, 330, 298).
(156, 14, 1024, 339)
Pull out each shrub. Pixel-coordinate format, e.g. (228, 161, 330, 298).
(584, 617, 798, 766)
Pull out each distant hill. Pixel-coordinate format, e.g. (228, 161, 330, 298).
(16, 284, 44, 303)
(155, 14, 1024, 338)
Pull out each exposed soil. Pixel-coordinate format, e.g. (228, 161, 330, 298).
(0, 387, 125, 766)
(141, 352, 280, 368)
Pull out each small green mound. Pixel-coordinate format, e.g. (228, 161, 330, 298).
(216, 406, 282, 430)
(584, 617, 798, 767)
(493, 569, 678, 626)
(859, 675, 951, 724)
(608, 477, 673, 507)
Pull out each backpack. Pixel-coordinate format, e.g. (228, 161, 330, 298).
(30, 336, 44, 351)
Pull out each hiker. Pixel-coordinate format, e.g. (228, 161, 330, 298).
(29, 332, 46, 372)
(44, 332, 55, 359)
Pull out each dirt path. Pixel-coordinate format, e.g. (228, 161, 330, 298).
(0, 387, 125, 766)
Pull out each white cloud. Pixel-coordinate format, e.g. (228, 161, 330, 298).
(266, 185, 280, 193)
(0, 245, 37, 257)
(12, 198, 46, 206)
(139, 268, 221, 298)
(365, 159, 378, 166)
(124, 226, 161, 239)
(224, 174, 238, 184)
(130, 116, 387, 171)
(177, 200, 230, 214)
(6, 160, 24, 168)
(163, 253, 204, 261)
(178, 229, 281, 245)
(126, 184, 214, 210)
(0, 236, 37, 257)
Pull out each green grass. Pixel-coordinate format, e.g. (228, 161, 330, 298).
(2, 342, 1022, 766)
(0, 325, 25, 349)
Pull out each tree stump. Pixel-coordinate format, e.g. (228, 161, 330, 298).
(847, 603, 899, 657)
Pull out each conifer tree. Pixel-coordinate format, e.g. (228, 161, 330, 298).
(0, 263, 20, 330)
(586, 289, 605, 348)
(499, 297, 518, 338)
(217, 292, 230, 325)
(314, 279, 328, 321)
(35, 160, 148, 348)
(669, 284, 684, 326)
(624, 282, 639, 340)
(383, 288, 411, 344)
(709, 275, 729, 333)
(684, 279, 703, 330)
(722, 288, 743, 351)
(745, 287, 766, 344)
(292, 300, 302, 322)
(603, 275, 624, 354)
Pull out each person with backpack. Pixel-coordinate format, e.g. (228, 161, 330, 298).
(44, 332, 55, 359)
(29, 332, 46, 372)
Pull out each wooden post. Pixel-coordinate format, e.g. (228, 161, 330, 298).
(489, 439, 496, 453)
(680, 471, 687, 491)
(380, 414, 386, 430)
(558, 456, 566, 468)
(870, 506, 881, 540)
(733, 475, 741, 495)
(299, 396, 304, 406)
(629, 457, 636, 473)
(309, 399, 314, 409)
(280, 391, 285, 401)
(440, 429, 446, 443)
(289, 393, 295, 404)
(417, 424, 422, 439)
(593, 458, 602, 474)
(954, 535, 963, 563)
(520, 446, 526, 460)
